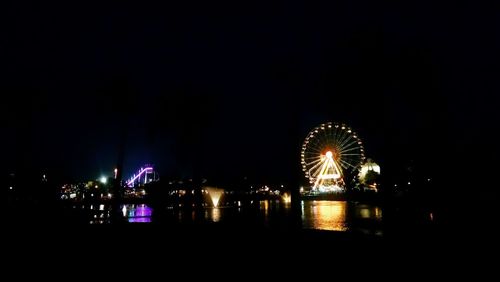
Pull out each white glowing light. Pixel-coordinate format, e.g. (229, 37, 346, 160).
(311, 150, 344, 191)
(282, 193, 292, 203)
(206, 187, 224, 208)
(100, 176, 107, 184)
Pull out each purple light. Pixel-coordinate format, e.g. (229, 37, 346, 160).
(126, 167, 153, 186)
(128, 217, 151, 223)
(135, 205, 153, 217)
(122, 204, 153, 222)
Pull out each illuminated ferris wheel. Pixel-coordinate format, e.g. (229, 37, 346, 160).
(301, 122, 366, 192)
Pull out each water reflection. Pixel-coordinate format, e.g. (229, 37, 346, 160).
(302, 201, 348, 231)
(122, 204, 153, 223)
(260, 200, 269, 218)
(356, 204, 382, 220)
(74, 200, 382, 233)
(129, 217, 152, 223)
(203, 208, 222, 222)
(212, 208, 221, 223)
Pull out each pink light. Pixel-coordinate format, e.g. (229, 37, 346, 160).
(126, 167, 153, 186)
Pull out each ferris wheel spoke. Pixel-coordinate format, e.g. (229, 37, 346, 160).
(339, 135, 354, 150)
(341, 138, 360, 150)
(337, 126, 349, 144)
(304, 158, 321, 163)
(305, 159, 322, 166)
(336, 126, 348, 142)
(308, 146, 324, 154)
(330, 129, 339, 150)
(340, 146, 362, 154)
(331, 128, 342, 149)
(321, 126, 331, 150)
(339, 159, 357, 170)
(317, 130, 330, 150)
(338, 131, 355, 149)
(308, 159, 325, 172)
(311, 168, 323, 178)
(310, 162, 326, 178)
(339, 162, 349, 170)
(304, 155, 322, 160)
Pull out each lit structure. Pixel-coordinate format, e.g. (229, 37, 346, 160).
(301, 122, 365, 193)
(358, 159, 381, 181)
(358, 159, 381, 191)
(126, 166, 159, 187)
(206, 187, 224, 207)
(282, 193, 292, 203)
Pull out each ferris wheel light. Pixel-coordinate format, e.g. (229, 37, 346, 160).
(326, 151, 333, 158)
(302, 122, 364, 193)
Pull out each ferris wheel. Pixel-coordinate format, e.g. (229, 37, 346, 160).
(301, 122, 366, 192)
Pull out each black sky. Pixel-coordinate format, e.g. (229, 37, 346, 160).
(1, 1, 498, 185)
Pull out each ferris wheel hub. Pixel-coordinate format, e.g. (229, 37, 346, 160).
(326, 151, 333, 158)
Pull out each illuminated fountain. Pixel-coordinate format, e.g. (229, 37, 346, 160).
(282, 193, 292, 204)
(206, 187, 224, 208)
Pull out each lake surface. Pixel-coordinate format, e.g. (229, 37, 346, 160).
(78, 200, 384, 235)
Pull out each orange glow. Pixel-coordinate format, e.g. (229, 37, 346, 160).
(305, 201, 348, 231)
(326, 151, 333, 158)
(282, 193, 292, 203)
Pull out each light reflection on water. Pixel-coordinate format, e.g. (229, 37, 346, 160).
(212, 208, 221, 222)
(202, 207, 223, 223)
(129, 217, 152, 223)
(77, 200, 383, 233)
(122, 204, 153, 223)
(356, 204, 383, 220)
(302, 201, 348, 231)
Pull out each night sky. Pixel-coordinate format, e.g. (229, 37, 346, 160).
(1, 1, 498, 186)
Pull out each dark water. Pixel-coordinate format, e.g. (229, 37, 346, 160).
(77, 200, 383, 235)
